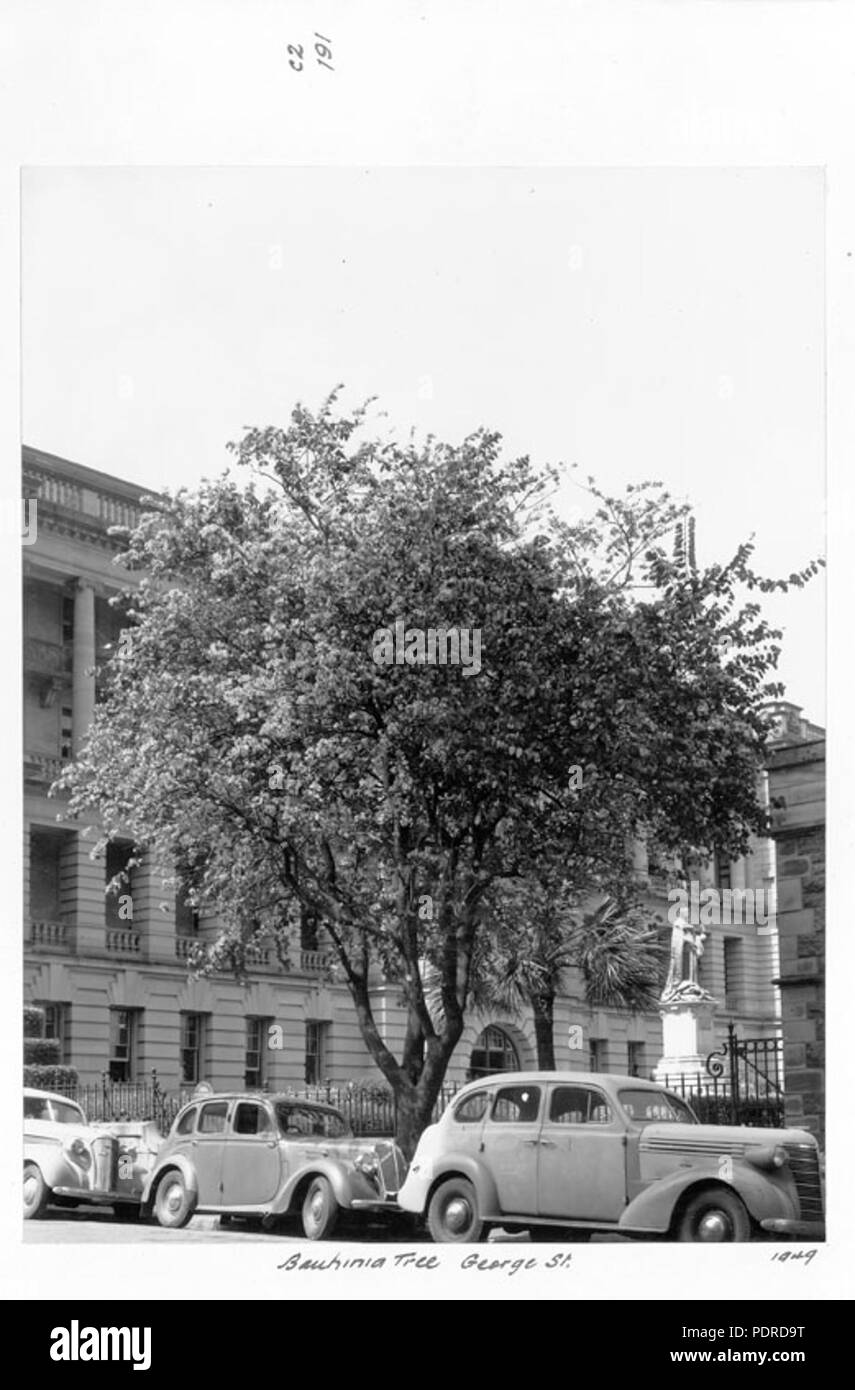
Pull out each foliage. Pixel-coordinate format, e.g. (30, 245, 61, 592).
(24, 1064, 79, 1090)
(24, 1005, 45, 1039)
(57, 391, 821, 1149)
(24, 1036, 61, 1067)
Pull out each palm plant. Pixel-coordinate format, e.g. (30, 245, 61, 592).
(433, 884, 665, 1070)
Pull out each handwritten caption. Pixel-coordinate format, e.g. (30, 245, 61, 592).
(279, 1249, 574, 1276)
(288, 33, 334, 72)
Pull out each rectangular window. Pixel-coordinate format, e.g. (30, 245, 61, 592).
(105, 840, 135, 928)
(305, 1021, 329, 1085)
(589, 1038, 606, 1072)
(60, 706, 73, 761)
(627, 1041, 644, 1078)
(724, 937, 745, 1009)
(175, 891, 200, 936)
(716, 855, 732, 890)
(300, 906, 320, 953)
(180, 1013, 206, 1084)
(109, 1008, 138, 1082)
(61, 596, 74, 644)
(40, 1002, 71, 1064)
(245, 1017, 271, 1090)
(29, 829, 63, 921)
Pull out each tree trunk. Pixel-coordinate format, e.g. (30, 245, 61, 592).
(531, 990, 556, 1069)
(388, 1030, 464, 1159)
(393, 1084, 441, 1162)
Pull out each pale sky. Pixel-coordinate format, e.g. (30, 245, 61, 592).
(22, 166, 825, 721)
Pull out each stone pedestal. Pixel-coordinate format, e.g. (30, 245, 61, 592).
(654, 995, 718, 1084)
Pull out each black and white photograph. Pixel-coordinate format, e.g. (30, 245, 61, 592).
(19, 164, 826, 1244)
(3, 0, 854, 1331)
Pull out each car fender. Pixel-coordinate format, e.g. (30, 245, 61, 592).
(621, 1161, 797, 1234)
(422, 1155, 501, 1221)
(272, 1158, 380, 1216)
(24, 1137, 68, 1189)
(142, 1154, 199, 1208)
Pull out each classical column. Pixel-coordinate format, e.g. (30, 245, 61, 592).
(72, 580, 96, 754)
(133, 859, 178, 963)
(730, 856, 747, 891)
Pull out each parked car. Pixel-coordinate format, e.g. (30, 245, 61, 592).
(23, 1087, 162, 1221)
(142, 1092, 408, 1239)
(397, 1071, 825, 1244)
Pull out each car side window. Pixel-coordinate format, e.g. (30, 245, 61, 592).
(233, 1102, 271, 1136)
(453, 1091, 488, 1124)
(24, 1096, 52, 1121)
(197, 1101, 229, 1134)
(490, 1086, 542, 1124)
(175, 1106, 198, 1136)
(549, 1086, 613, 1125)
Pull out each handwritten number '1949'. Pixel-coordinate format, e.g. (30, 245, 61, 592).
(288, 35, 334, 72)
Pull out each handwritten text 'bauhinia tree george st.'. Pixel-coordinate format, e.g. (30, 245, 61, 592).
(57, 391, 822, 1155)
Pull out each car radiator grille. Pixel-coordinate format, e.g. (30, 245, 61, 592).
(377, 1147, 407, 1198)
(784, 1144, 823, 1221)
(91, 1135, 118, 1193)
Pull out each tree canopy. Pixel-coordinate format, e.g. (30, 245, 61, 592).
(58, 391, 820, 1150)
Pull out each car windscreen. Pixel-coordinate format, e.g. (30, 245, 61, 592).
(275, 1104, 351, 1139)
(617, 1089, 698, 1124)
(24, 1096, 86, 1125)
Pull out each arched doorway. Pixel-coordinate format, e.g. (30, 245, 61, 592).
(468, 1025, 520, 1080)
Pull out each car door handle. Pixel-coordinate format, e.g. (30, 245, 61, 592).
(265, 1140, 278, 1148)
(522, 1139, 539, 1146)
(539, 1139, 557, 1148)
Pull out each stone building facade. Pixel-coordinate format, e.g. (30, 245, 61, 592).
(23, 446, 784, 1098)
(765, 706, 825, 1144)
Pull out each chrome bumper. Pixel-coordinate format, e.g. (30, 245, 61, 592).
(349, 1198, 402, 1212)
(760, 1217, 825, 1239)
(52, 1186, 140, 1206)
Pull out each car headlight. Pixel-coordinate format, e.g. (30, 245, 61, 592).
(746, 1144, 788, 1171)
(66, 1138, 92, 1171)
(354, 1152, 380, 1175)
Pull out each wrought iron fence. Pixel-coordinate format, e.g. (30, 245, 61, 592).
(659, 1024, 786, 1128)
(42, 1072, 463, 1137)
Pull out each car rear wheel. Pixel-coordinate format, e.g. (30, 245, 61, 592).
(301, 1177, 339, 1240)
(154, 1170, 196, 1229)
(678, 1188, 752, 1243)
(23, 1162, 49, 1220)
(427, 1177, 485, 1243)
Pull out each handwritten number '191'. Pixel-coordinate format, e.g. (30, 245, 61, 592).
(288, 35, 333, 72)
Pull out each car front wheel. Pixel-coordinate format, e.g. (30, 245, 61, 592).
(427, 1177, 485, 1243)
(23, 1162, 50, 1220)
(678, 1188, 752, 1243)
(154, 1170, 196, 1229)
(301, 1177, 339, 1240)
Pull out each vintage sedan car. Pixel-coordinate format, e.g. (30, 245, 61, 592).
(398, 1071, 825, 1244)
(142, 1092, 407, 1239)
(23, 1087, 161, 1221)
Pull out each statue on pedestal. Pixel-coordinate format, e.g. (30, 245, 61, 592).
(661, 907, 714, 1003)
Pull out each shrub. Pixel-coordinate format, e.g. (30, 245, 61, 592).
(24, 1064, 79, 1092)
(24, 1006, 45, 1039)
(24, 1037, 61, 1066)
